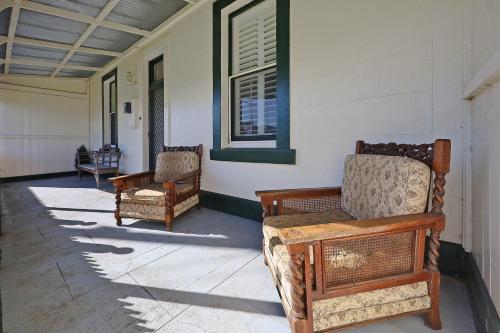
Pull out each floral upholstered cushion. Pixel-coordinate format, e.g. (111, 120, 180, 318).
(341, 154, 431, 220)
(121, 182, 194, 205)
(154, 151, 199, 183)
(120, 194, 199, 220)
(313, 283, 430, 331)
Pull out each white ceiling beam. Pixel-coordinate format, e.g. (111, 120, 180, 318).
(3, 0, 151, 37)
(0, 58, 101, 72)
(182, 0, 199, 4)
(50, 0, 121, 78)
(6, 36, 122, 57)
(4, 0, 21, 75)
(0, 2, 10, 12)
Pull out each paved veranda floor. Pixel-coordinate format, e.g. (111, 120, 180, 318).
(0, 176, 477, 333)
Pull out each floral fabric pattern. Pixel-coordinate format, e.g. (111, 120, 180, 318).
(341, 154, 431, 220)
(120, 194, 199, 220)
(121, 182, 194, 205)
(313, 294, 431, 331)
(154, 151, 199, 183)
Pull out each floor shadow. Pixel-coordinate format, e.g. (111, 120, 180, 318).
(0, 176, 273, 333)
(45, 207, 115, 214)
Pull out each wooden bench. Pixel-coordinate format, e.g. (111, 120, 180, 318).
(77, 149, 121, 188)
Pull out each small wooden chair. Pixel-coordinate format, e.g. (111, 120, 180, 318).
(111, 145, 202, 231)
(256, 139, 451, 333)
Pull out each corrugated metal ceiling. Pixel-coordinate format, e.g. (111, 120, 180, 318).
(68, 52, 114, 67)
(9, 64, 54, 76)
(12, 44, 67, 63)
(107, 0, 188, 31)
(0, 8, 11, 36)
(30, 0, 108, 17)
(1, 0, 196, 78)
(16, 10, 88, 45)
(82, 27, 142, 53)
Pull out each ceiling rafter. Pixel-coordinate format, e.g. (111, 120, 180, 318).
(0, 58, 101, 72)
(50, 0, 122, 78)
(0, 36, 123, 57)
(2, 0, 152, 37)
(0, 0, 204, 79)
(4, 0, 21, 75)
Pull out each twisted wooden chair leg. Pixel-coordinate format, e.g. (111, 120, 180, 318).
(425, 228, 442, 330)
(114, 186, 123, 226)
(289, 253, 306, 320)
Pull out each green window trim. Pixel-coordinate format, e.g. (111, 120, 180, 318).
(212, 0, 294, 165)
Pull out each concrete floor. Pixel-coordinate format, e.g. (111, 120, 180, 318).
(0, 176, 477, 333)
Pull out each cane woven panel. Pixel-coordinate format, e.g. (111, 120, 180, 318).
(281, 195, 342, 215)
(323, 231, 416, 289)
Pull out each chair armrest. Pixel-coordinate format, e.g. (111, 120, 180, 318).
(256, 187, 342, 217)
(110, 171, 155, 190)
(256, 187, 341, 198)
(275, 213, 445, 245)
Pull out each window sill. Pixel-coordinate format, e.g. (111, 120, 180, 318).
(210, 148, 296, 164)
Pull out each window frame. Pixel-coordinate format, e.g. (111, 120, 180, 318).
(101, 68, 118, 147)
(211, 0, 295, 164)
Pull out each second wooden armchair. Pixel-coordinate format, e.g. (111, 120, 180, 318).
(111, 145, 202, 231)
(256, 139, 451, 333)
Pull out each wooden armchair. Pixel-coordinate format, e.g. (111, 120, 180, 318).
(256, 139, 451, 333)
(110, 145, 202, 231)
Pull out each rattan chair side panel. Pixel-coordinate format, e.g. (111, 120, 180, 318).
(281, 195, 342, 215)
(322, 230, 417, 290)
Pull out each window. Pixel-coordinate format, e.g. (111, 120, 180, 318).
(211, 0, 295, 164)
(229, 1, 276, 141)
(102, 69, 118, 146)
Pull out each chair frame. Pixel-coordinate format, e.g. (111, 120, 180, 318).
(256, 139, 451, 333)
(110, 145, 203, 231)
(77, 149, 121, 188)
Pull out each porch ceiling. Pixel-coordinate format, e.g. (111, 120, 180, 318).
(0, 0, 198, 79)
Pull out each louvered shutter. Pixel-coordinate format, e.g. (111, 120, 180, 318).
(230, 0, 277, 139)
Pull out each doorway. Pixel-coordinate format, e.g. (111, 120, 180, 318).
(148, 55, 165, 170)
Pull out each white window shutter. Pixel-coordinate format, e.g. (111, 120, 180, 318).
(231, 0, 277, 139)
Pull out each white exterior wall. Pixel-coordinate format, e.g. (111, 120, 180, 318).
(89, 0, 469, 244)
(0, 77, 89, 178)
(469, 0, 500, 313)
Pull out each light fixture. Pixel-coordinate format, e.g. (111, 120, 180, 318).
(126, 71, 136, 85)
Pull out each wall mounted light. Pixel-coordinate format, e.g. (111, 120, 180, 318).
(126, 71, 136, 85)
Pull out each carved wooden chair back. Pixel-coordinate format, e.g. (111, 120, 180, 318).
(162, 145, 203, 191)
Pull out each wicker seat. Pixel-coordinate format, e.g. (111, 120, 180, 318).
(111, 145, 202, 231)
(256, 139, 451, 333)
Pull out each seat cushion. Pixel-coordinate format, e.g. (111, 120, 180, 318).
(312, 282, 431, 331)
(121, 183, 194, 205)
(341, 154, 431, 220)
(154, 151, 199, 183)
